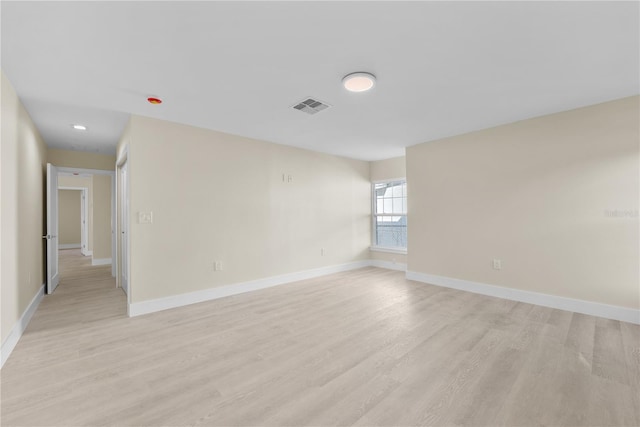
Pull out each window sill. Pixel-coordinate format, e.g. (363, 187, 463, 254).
(369, 246, 407, 255)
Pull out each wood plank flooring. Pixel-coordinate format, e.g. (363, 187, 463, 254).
(1, 249, 638, 426)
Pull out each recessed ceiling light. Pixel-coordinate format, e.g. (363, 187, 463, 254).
(342, 72, 376, 92)
(72, 124, 87, 131)
(147, 97, 163, 105)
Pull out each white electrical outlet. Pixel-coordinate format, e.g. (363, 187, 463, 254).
(214, 261, 223, 271)
(138, 211, 153, 224)
(492, 259, 502, 270)
(321, 248, 325, 256)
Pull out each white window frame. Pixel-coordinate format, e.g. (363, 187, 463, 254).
(371, 178, 407, 254)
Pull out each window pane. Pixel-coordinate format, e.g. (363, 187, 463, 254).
(383, 198, 393, 214)
(373, 180, 407, 249)
(374, 183, 387, 198)
(392, 197, 404, 214)
(375, 214, 407, 248)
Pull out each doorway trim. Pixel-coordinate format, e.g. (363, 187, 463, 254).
(58, 186, 88, 253)
(57, 167, 116, 278)
(116, 148, 131, 314)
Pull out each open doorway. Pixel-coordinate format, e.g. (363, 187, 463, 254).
(57, 187, 88, 254)
(56, 171, 113, 266)
(45, 165, 118, 296)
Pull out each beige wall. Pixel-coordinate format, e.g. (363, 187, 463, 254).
(58, 190, 81, 245)
(118, 115, 370, 303)
(48, 148, 115, 171)
(58, 175, 93, 253)
(370, 156, 408, 265)
(407, 96, 639, 309)
(92, 175, 112, 260)
(371, 156, 406, 182)
(1, 71, 47, 345)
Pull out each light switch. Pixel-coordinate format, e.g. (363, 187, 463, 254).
(138, 211, 153, 224)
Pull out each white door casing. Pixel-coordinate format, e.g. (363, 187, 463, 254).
(111, 174, 116, 278)
(80, 189, 88, 255)
(120, 161, 129, 295)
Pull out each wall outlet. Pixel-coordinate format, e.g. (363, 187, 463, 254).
(321, 248, 325, 256)
(492, 259, 502, 270)
(138, 211, 153, 224)
(214, 261, 223, 271)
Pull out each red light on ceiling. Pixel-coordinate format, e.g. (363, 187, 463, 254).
(147, 97, 162, 105)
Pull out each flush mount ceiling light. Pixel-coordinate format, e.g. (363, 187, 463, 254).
(342, 72, 376, 92)
(72, 124, 87, 131)
(147, 97, 163, 105)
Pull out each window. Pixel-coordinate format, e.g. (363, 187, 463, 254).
(372, 180, 407, 251)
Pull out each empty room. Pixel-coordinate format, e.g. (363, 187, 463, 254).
(1, 1, 638, 426)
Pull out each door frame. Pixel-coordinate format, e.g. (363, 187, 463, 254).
(115, 148, 131, 313)
(57, 167, 116, 278)
(58, 186, 88, 253)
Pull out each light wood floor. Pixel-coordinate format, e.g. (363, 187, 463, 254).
(1, 250, 638, 426)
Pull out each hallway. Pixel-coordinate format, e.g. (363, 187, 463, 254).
(1, 249, 127, 423)
(42, 249, 125, 326)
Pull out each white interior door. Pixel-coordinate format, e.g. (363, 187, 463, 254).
(120, 162, 129, 295)
(45, 163, 60, 294)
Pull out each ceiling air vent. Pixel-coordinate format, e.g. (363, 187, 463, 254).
(292, 97, 330, 115)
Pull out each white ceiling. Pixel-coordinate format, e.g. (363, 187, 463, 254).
(2, 1, 638, 161)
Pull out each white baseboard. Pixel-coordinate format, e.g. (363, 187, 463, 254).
(129, 261, 638, 325)
(92, 258, 112, 266)
(129, 260, 372, 317)
(81, 249, 92, 256)
(406, 271, 640, 325)
(370, 260, 407, 272)
(59, 243, 81, 249)
(1, 284, 45, 369)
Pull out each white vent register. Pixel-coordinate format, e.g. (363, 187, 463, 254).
(292, 98, 330, 115)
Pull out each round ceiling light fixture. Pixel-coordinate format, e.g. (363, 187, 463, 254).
(147, 97, 163, 105)
(72, 124, 87, 131)
(342, 72, 376, 92)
